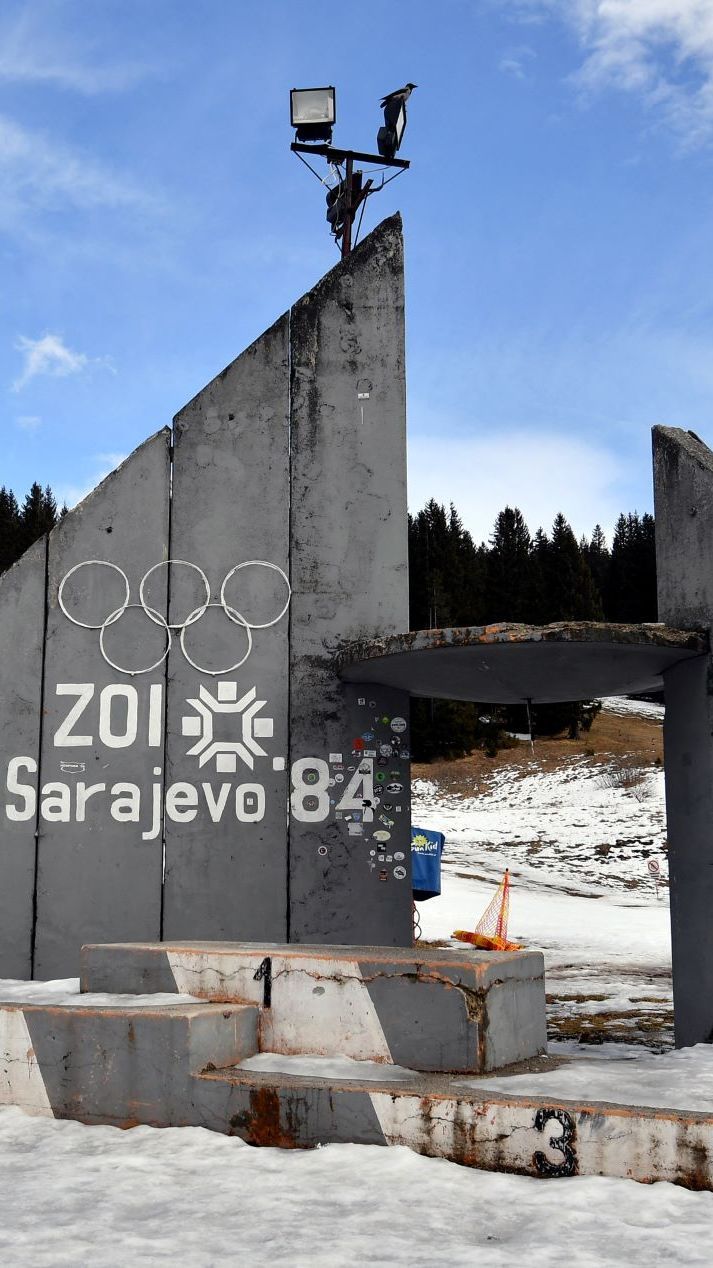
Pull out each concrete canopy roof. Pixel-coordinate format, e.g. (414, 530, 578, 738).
(336, 623, 709, 704)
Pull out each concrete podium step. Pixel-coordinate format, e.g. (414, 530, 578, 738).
(193, 1058, 713, 1189)
(3, 958, 713, 1191)
(0, 998, 258, 1126)
(81, 941, 547, 1073)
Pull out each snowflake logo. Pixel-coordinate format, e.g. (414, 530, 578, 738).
(181, 681, 274, 773)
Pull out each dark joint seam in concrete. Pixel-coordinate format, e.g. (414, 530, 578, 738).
(159, 429, 174, 940)
(30, 532, 50, 978)
(286, 300, 293, 945)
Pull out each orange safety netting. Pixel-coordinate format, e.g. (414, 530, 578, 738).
(452, 868, 523, 951)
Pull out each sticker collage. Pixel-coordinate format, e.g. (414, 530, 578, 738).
(331, 697, 410, 885)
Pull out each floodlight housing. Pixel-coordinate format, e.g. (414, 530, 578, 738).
(290, 86, 336, 143)
(377, 99, 407, 160)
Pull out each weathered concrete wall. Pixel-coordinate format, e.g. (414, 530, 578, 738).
(163, 315, 291, 941)
(0, 538, 47, 977)
(289, 215, 412, 945)
(654, 426, 713, 626)
(653, 426, 713, 1046)
(0, 218, 414, 975)
(661, 654, 713, 1046)
(34, 432, 171, 977)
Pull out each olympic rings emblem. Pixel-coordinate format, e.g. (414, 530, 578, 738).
(57, 559, 291, 677)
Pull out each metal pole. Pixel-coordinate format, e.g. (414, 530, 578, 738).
(342, 154, 354, 258)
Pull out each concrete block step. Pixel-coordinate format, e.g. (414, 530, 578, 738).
(193, 1062, 713, 1190)
(0, 1000, 258, 1125)
(81, 941, 547, 1073)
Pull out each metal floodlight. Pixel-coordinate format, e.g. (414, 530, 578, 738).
(377, 98, 407, 160)
(290, 82, 412, 259)
(290, 86, 336, 143)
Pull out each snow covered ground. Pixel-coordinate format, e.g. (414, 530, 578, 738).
(413, 698, 673, 1048)
(2, 696, 710, 1265)
(1, 1107, 712, 1267)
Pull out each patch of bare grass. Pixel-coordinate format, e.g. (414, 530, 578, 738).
(413, 708, 663, 800)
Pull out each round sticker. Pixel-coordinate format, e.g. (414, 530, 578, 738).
(394, 851, 405, 861)
(353, 738, 365, 751)
(373, 830, 391, 842)
(375, 772, 386, 783)
(305, 771, 318, 784)
(317, 845, 328, 857)
(335, 773, 344, 783)
(390, 717, 407, 734)
(385, 782, 402, 794)
(379, 744, 392, 757)
(393, 865, 407, 880)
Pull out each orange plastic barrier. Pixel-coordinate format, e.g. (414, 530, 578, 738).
(452, 868, 523, 951)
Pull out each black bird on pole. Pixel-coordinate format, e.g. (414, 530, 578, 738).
(379, 83, 417, 108)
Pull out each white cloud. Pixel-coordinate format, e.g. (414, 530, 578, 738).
(503, 0, 713, 144)
(0, 113, 155, 227)
(12, 334, 88, 392)
(0, 9, 153, 94)
(499, 45, 537, 78)
(15, 414, 42, 431)
(408, 431, 626, 544)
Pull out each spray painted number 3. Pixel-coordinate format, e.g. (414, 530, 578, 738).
(290, 758, 375, 824)
(533, 1108, 577, 1178)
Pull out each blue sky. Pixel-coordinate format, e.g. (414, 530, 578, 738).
(2, 0, 713, 546)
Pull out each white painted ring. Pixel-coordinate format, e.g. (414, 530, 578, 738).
(220, 560, 291, 630)
(58, 560, 130, 631)
(179, 602, 253, 675)
(99, 603, 172, 676)
(139, 560, 210, 631)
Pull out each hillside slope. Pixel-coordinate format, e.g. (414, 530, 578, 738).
(412, 698, 672, 1049)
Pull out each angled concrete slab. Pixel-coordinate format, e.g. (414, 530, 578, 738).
(289, 214, 412, 945)
(0, 537, 47, 977)
(163, 314, 291, 942)
(34, 430, 171, 977)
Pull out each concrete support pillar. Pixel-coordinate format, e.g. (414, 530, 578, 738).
(654, 426, 713, 1045)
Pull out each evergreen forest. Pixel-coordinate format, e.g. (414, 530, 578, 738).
(0, 483, 66, 574)
(408, 502, 657, 760)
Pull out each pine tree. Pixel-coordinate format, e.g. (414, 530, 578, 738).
(0, 487, 21, 573)
(485, 506, 531, 622)
(636, 513, 657, 621)
(18, 480, 59, 556)
(606, 512, 656, 621)
(544, 513, 602, 621)
(584, 524, 610, 605)
(527, 528, 549, 623)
